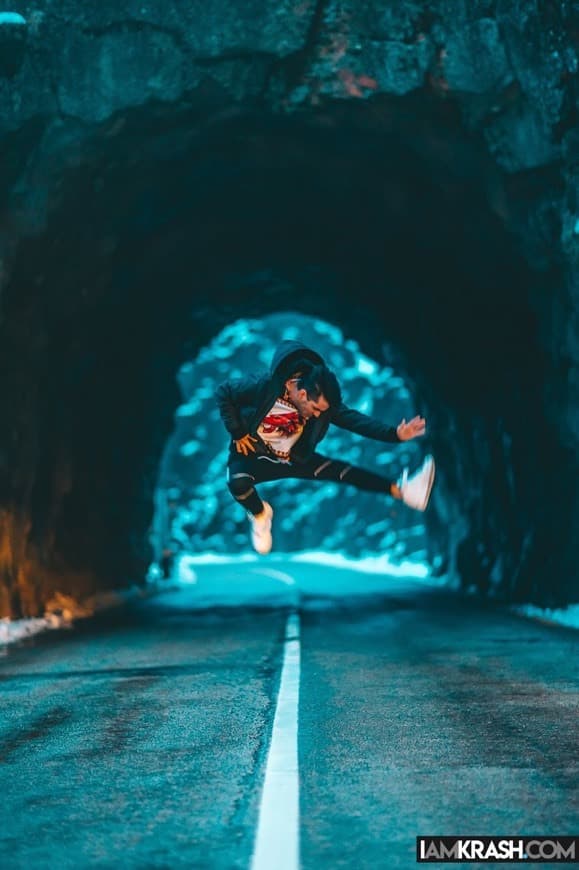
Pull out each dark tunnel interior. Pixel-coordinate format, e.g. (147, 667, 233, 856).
(1, 91, 572, 617)
(3, 5, 579, 865)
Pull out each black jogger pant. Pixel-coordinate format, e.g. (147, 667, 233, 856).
(227, 450, 396, 516)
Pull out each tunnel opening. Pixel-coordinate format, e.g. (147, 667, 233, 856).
(149, 310, 439, 582)
(1, 90, 569, 618)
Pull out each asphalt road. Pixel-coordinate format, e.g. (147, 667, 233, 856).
(0, 572, 577, 869)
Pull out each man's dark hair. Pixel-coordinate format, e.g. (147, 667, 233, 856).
(292, 361, 341, 408)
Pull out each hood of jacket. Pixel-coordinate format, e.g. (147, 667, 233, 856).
(269, 340, 325, 386)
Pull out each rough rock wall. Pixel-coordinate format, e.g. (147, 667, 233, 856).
(0, 1, 576, 231)
(1, 0, 578, 616)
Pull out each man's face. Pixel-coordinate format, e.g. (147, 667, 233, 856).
(286, 380, 330, 419)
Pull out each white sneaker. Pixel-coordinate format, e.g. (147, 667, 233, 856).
(248, 502, 273, 554)
(398, 455, 435, 511)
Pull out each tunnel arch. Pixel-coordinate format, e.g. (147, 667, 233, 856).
(149, 309, 437, 572)
(0, 91, 569, 617)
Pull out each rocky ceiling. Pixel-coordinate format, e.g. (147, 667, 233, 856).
(0, 0, 578, 617)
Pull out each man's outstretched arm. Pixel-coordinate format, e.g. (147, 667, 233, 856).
(332, 404, 426, 443)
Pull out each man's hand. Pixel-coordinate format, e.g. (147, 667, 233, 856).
(234, 434, 258, 456)
(396, 416, 426, 441)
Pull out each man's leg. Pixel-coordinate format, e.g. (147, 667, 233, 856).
(294, 453, 435, 511)
(226, 450, 433, 554)
(227, 453, 298, 515)
(227, 452, 399, 506)
(227, 464, 263, 517)
(292, 453, 400, 497)
(226, 452, 303, 554)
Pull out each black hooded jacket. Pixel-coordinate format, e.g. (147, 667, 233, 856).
(215, 340, 401, 463)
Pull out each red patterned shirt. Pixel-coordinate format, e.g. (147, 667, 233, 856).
(257, 398, 304, 460)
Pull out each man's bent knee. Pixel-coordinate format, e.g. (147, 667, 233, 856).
(227, 473, 256, 499)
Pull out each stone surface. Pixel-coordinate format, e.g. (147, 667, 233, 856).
(0, 0, 578, 616)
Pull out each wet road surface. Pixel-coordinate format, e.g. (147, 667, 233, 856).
(1, 573, 578, 869)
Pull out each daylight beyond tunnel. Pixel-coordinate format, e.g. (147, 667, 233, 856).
(152, 312, 434, 572)
(0, 95, 570, 618)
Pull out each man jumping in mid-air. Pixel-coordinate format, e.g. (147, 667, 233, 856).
(216, 340, 435, 554)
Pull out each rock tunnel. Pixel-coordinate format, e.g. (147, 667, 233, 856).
(1, 1, 578, 617)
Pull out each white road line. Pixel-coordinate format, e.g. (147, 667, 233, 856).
(250, 568, 296, 586)
(251, 612, 301, 870)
